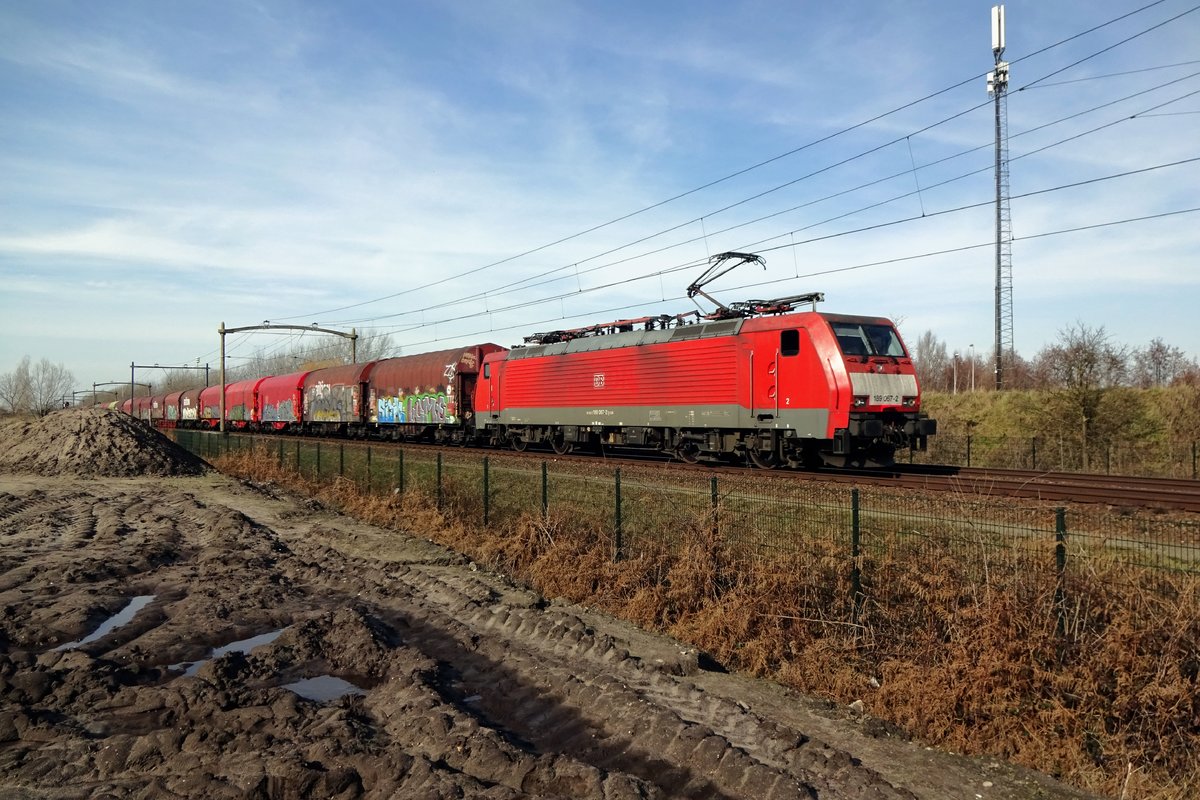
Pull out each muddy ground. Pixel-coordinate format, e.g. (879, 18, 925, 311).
(0, 411, 1098, 799)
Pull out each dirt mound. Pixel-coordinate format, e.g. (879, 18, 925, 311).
(0, 408, 207, 477)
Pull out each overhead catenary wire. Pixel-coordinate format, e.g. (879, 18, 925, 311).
(319, 44, 1200, 332)
(381, 205, 1200, 353)
(273, 0, 1184, 325)
(1024, 58, 1200, 87)
(355, 158, 1200, 343)
(325, 79, 1200, 329)
(1016, 3, 1200, 91)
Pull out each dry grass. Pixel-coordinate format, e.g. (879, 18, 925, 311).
(214, 447, 1199, 799)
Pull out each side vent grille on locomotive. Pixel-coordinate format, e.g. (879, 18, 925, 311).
(670, 327, 703, 341)
(700, 320, 742, 338)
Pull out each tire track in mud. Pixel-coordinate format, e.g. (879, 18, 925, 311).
(0, 474, 1097, 800)
(0, 482, 661, 798)
(281, 531, 913, 800)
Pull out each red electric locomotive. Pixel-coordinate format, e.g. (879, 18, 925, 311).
(473, 253, 935, 468)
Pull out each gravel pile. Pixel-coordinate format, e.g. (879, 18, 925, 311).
(0, 408, 207, 477)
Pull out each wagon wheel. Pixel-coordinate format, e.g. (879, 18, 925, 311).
(747, 447, 780, 470)
(551, 433, 573, 455)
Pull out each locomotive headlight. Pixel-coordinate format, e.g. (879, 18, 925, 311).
(903, 396, 917, 407)
(852, 396, 868, 407)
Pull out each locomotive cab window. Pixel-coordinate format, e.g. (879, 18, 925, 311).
(484, 364, 491, 379)
(780, 329, 800, 357)
(833, 322, 906, 357)
(866, 325, 906, 357)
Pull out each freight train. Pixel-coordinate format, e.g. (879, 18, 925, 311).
(123, 255, 936, 468)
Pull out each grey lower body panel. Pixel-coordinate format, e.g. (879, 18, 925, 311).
(482, 404, 831, 438)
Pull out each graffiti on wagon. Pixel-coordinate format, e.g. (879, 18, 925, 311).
(376, 388, 454, 424)
(306, 382, 356, 423)
(375, 363, 459, 425)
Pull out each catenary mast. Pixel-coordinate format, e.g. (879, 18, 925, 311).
(989, 4, 1013, 390)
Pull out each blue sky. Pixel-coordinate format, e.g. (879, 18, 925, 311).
(2, 0, 1198, 392)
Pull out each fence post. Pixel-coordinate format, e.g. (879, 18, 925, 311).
(278, 438, 284, 468)
(316, 441, 321, 478)
(366, 446, 372, 492)
(542, 461, 549, 520)
(966, 435, 972, 468)
(1055, 507, 1067, 636)
(850, 489, 863, 627)
(437, 453, 443, 512)
(295, 440, 300, 473)
(710, 476, 719, 537)
(398, 449, 405, 494)
(1193, 441, 1197, 480)
(614, 468, 623, 562)
(1031, 437, 1037, 470)
(483, 457, 490, 526)
(339, 443, 345, 478)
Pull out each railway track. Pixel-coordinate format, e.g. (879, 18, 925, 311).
(835, 466, 1200, 514)
(190, 429, 1200, 514)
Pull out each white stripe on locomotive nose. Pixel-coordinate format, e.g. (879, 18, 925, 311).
(849, 372, 918, 397)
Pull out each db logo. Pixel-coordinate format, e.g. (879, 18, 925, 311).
(593, 373, 605, 388)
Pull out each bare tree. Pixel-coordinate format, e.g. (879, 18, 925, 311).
(0, 356, 33, 413)
(0, 356, 74, 416)
(912, 330, 949, 392)
(1033, 322, 1128, 470)
(1131, 338, 1195, 388)
(29, 358, 75, 416)
(1001, 350, 1035, 390)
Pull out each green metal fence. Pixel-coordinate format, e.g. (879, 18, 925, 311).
(175, 431, 1200, 627)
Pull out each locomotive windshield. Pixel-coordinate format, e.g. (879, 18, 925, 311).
(832, 322, 906, 357)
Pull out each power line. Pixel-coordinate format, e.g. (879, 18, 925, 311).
(380, 204, 1200, 353)
(274, 0, 1183, 325)
(323, 51, 1200, 333)
(1017, 3, 1200, 91)
(326, 79, 1200, 329)
(360, 159, 1199, 342)
(1024, 58, 1200, 87)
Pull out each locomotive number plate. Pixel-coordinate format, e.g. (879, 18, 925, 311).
(870, 393, 902, 405)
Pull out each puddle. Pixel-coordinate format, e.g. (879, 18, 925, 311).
(282, 675, 366, 702)
(54, 595, 156, 651)
(172, 628, 286, 677)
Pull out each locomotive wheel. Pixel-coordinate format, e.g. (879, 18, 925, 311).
(511, 435, 528, 452)
(551, 434, 573, 455)
(675, 442, 701, 464)
(747, 447, 780, 470)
